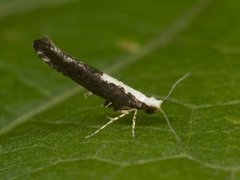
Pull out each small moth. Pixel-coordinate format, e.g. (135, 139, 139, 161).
(33, 37, 189, 139)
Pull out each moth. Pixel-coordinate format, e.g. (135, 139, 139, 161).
(33, 37, 189, 139)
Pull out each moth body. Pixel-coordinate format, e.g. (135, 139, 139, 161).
(33, 37, 162, 114)
(33, 37, 188, 139)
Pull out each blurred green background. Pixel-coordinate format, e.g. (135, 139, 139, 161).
(0, 0, 240, 179)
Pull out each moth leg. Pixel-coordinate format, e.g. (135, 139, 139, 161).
(104, 102, 112, 108)
(84, 91, 93, 98)
(102, 101, 112, 108)
(85, 112, 129, 139)
(119, 109, 138, 137)
(131, 109, 138, 138)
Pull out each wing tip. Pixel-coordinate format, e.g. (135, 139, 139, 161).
(33, 35, 55, 52)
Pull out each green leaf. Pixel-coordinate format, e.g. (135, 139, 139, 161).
(0, 0, 240, 179)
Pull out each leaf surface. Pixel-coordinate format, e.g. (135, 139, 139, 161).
(0, 0, 240, 179)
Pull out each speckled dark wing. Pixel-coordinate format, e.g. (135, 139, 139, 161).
(33, 37, 144, 111)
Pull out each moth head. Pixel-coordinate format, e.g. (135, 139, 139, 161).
(144, 97, 162, 114)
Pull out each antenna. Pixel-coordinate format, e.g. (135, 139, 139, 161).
(162, 72, 190, 102)
(160, 108, 183, 147)
(159, 72, 190, 148)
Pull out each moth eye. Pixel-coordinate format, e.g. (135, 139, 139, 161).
(145, 107, 156, 114)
